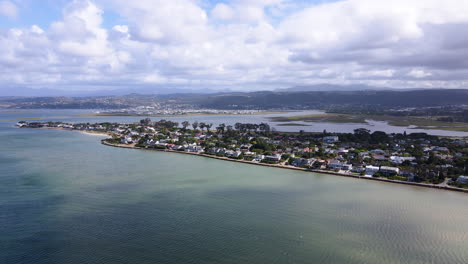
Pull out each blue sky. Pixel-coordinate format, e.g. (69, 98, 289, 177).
(0, 0, 341, 29)
(0, 0, 467, 93)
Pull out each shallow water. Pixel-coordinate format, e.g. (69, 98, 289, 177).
(1, 109, 467, 137)
(1, 111, 468, 264)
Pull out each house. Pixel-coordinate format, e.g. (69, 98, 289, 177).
(365, 165, 380, 176)
(216, 148, 227, 155)
(341, 164, 353, 171)
(400, 171, 415, 181)
(240, 144, 252, 150)
(390, 156, 416, 164)
(328, 160, 344, 170)
(351, 166, 365, 173)
(457, 176, 468, 184)
(433, 146, 449, 152)
(226, 151, 242, 158)
(372, 154, 387, 161)
(379, 166, 400, 176)
(253, 155, 265, 162)
(243, 151, 256, 157)
(121, 136, 133, 144)
(186, 145, 204, 153)
(337, 148, 349, 155)
(370, 149, 386, 155)
(323, 136, 339, 143)
(265, 154, 282, 162)
(145, 139, 156, 145)
(292, 158, 315, 167)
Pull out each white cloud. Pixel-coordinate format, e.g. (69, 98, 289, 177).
(212, 3, 234, 21)
(352, 70, 396, 79)
(108, 0, 209, 44)
(1, 0, 468, 92)
(50, 0, 112, 57)
(211, 0, 286, 23)
(0, 0, 17, 19)
(408, 69, 432, 79)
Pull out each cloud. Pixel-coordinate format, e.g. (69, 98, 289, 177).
(0, 0, 468, 92)
(280, 0, 468, 71)
(0, 0, 17, 19)
(107, 0, 210, 44)
(212, 3, 234, 21)
(408, 69, 432, 79)
(211, 0, 286, 23)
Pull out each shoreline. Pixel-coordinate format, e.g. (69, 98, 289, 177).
(100, 141, 468, 194)
(18, 126, 468, 194)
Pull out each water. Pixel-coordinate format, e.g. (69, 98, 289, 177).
(2, 109, 468, 137)
(1, 110, 468, 264)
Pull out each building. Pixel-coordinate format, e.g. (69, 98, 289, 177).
(292, 158, 315, 167)
(351, 166, 365, 173)
(323, 136, 339, 143)
(365, 165, 380, 176)
(328, 160, 344, 170)
(185, 145, 204, 153)
(265, 154, 282, 162)
(379, 166, 400, 176)
(253, 155, 265, 162)
(120, 136, 133, 144)
(341, 164, 353, 171)
(390, 156, 416, 164)
(457, 176, 468, 184)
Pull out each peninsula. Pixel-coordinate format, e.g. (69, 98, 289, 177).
(17, 119, 468, 192)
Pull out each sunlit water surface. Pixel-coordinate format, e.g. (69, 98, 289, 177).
(1, 110, 468, 264)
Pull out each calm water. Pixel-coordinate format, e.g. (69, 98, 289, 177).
(1, 110, 468, 264)
(1, 109, 468, 137)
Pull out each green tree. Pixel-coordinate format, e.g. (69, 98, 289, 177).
(192, 121, 199, 130)
(182, 121, 190, 130)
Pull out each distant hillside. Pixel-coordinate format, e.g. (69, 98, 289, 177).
(2, 89, 467, 110)
(198, 89, 468, 109)
(275, 84, 385, 92)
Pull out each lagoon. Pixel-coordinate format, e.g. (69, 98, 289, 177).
(1, 110, 468, 263)
(2, 109, 468, 137)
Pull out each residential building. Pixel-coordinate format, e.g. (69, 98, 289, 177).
(379, 166, 400, 176)
(457, 176, 468, 184)
(365, 165, 380, 176)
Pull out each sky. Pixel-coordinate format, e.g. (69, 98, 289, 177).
(0, 0, 468, 93)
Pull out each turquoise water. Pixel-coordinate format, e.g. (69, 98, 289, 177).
(1, 110, 468, 263)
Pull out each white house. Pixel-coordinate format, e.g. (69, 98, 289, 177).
(265, 154, 282, 162)
(379, 166, 400, 176)
(253, 155, 265, 162)
(328, 160, 344, 170)
(457, 176, 468, 184)
(365, 165, 380, 176)
(390, 156, 416, 164)
(323, 136, 339, 143)
(341, 164, 353, 171)
(292, 158, 315, 167)
(121, 136, 133, 144)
